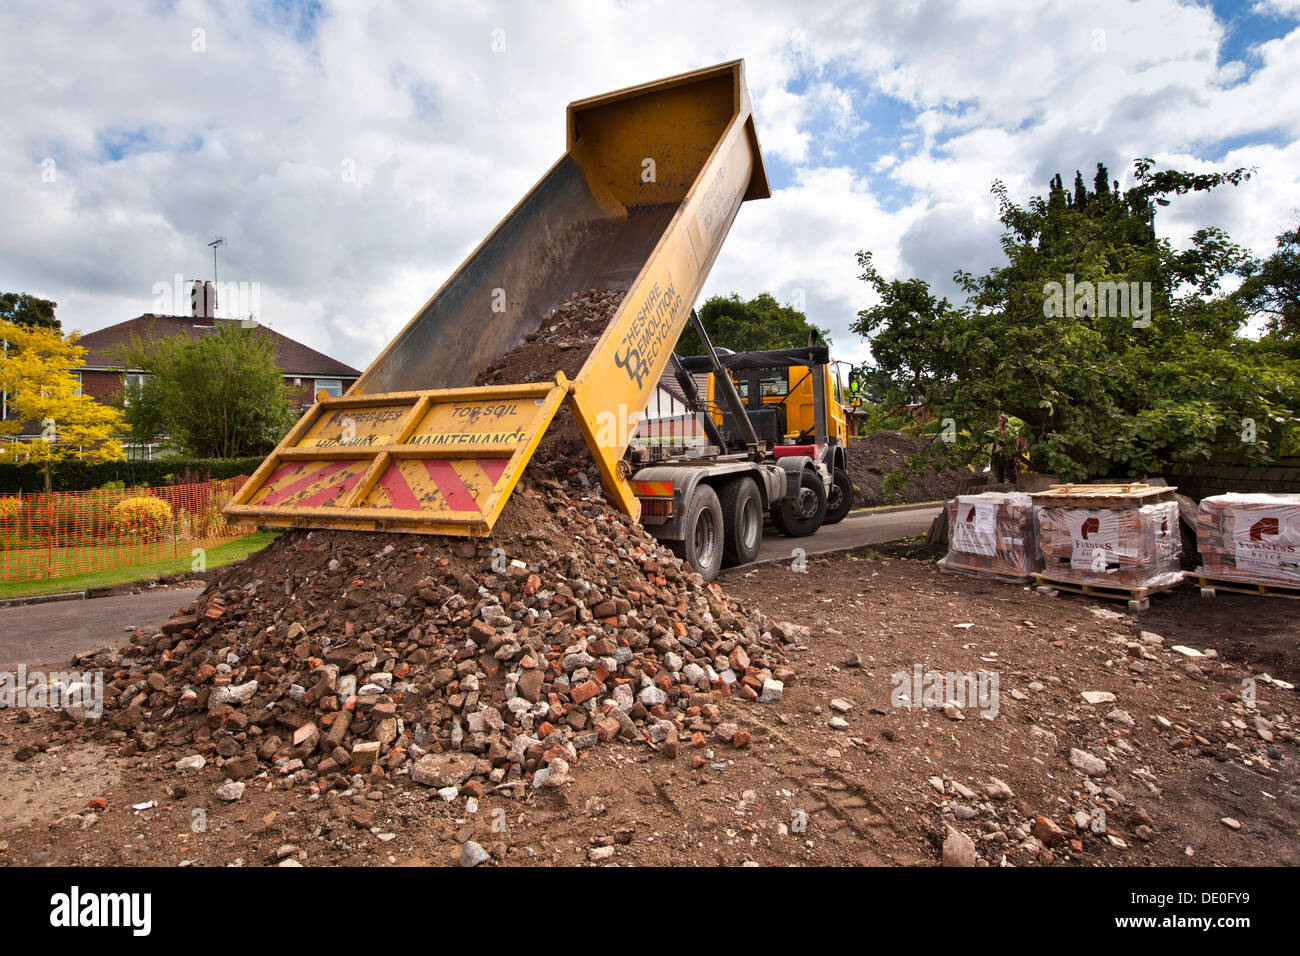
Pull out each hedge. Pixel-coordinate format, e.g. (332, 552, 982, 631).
(0, 457, 264, 493)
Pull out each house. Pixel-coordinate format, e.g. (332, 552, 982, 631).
(0, 311, 358, 458)
(60, 312, 361, 457)
(635, 365, 707, 454)
(75, 313, 362, 411)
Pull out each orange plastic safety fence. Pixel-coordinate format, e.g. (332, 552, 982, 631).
(0, 476, 252, 583)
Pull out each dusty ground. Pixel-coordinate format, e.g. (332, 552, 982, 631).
(2, 549, 1295, 867)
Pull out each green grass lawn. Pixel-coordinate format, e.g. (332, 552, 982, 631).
(0, 532, 279, 600)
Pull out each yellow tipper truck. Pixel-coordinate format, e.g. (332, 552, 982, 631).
(683, 335, 856, 525)
(225, 61, 835, 580)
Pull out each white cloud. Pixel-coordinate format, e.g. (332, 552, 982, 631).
(1253, 0, 1300, 15)
(757, 85, 813, 163)
(0, 0, 1297, 377)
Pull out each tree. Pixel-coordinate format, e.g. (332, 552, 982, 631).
(675, 293, 831, 356)
(0, 320, 125, 491)
(115, 321, 297, 459)
(0, 292, 60, 330)
(852, 160, 1298, 481)
(116, 370, 168, 453)
(1235, 224, 1300, 341)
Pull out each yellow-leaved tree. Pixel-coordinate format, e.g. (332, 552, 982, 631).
(0, 319, 126, 491)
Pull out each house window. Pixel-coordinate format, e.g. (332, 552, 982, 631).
(315, 379, 343, 398)
(122, 372, 152, 406)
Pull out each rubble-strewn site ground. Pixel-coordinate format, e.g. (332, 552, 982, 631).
(1, 289, 1295, 868)
(2, 549, 1295, 867)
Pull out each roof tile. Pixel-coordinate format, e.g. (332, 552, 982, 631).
(76, 315, 362, 378)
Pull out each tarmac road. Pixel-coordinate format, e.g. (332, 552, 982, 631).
(754, 502, 941, 565)
(0, 585, 203, 672)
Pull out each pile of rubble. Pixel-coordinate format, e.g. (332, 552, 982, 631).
(77, 290, 804, 800)
(477, 288, 626, 388)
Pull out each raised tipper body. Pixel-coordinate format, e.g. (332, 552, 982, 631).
(225, 60, 770, 537)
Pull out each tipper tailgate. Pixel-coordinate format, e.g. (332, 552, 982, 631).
(225, 379, 569, 536)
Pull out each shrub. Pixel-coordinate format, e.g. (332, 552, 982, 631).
(192, 489, 233, 538)
(110, 496, 174, 540)
(0, 497, 21, 520)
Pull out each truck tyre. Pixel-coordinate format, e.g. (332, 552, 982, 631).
(770, 467, 827, 537)
(822, 467, 854, 525)
(719, 477, 762, 566)
(672, 483, 724, 581)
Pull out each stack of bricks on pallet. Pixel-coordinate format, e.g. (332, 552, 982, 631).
(1035, 488, 1183, 590)
(938, 492, 1042, 582)
(1196, 492, 1300, 586)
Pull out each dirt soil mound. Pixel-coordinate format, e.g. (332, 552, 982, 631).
(477, 289, 625, 388)
(479, 288, 624, 462)
(68, 291, 800, 803)
(846, 430, 970, 507)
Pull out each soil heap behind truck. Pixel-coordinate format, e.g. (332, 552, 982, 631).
(226, 61, 831, 579)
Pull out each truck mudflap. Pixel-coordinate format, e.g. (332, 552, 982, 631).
(224, 378, 569, 536)
(632, 459, 785, 540)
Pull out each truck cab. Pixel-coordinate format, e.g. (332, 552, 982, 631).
(627, 334, 855, 581)
(698, 342, 855, 526)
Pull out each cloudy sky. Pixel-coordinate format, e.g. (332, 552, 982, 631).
(3, 0, 1299, 368)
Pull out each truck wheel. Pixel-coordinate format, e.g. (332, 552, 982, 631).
(676, 483, 724, 580)
(770, 468, 827, 537)
(822, 467, 854, 525)
(719, 477, 762, 566)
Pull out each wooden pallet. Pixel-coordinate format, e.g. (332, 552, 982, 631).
(1033, 573, 1183, 611)
(1030, 482, 1177, 509)
(939, 564, 1035, 586)
(1193, 574, 1300, 600)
